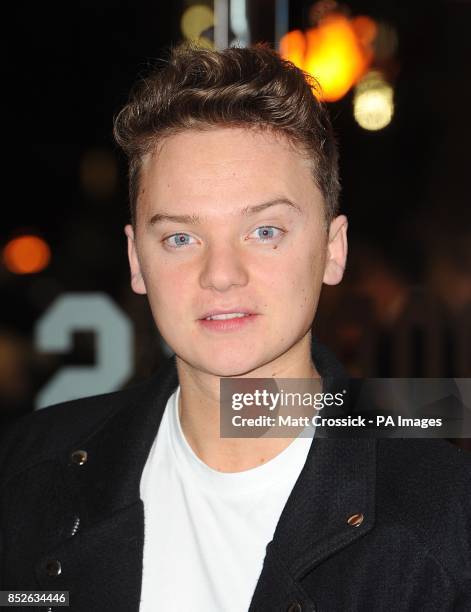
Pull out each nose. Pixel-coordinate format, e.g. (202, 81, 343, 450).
(199, 242, 249, 292)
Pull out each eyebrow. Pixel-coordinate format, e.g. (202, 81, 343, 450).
(148, 198, 301, 226)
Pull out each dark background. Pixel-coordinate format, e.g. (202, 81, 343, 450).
(1, 0, 470, 422)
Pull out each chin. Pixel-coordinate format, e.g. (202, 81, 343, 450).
(210, 364, 260, 378)
(204, 358, 262, 378)
(181, 348, 268, 378)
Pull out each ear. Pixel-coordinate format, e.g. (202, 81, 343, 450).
(124, 224, 147, 295)
(323, 215, 348, 286)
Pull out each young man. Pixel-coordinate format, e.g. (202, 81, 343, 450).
(1, 44, 470, 611)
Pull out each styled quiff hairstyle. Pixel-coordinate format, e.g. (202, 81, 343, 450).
(113, 42, 340, 227)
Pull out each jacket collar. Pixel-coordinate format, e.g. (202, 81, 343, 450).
(69, 336, 352, 525)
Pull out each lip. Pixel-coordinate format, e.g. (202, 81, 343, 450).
(198, 310, 259, 332)
(199, 308, 256, 320)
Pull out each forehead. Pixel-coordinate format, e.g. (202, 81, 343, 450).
(138, 126, 322, 217)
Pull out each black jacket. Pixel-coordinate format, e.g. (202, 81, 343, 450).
(1, 343, 471, 611)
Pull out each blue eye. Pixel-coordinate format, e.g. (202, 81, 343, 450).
(165, 233, 195, 248)
(252, 226, 283, 241)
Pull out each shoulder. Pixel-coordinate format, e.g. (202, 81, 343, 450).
(376, 438, 471, 498)
(0, 377, 155, 487)
(375, 439, 471, 580)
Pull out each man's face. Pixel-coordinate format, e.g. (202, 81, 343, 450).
(125, 127, 347, 377)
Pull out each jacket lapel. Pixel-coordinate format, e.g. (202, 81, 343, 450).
(63, 358, 178, 526)
(249, 438, 376, 611)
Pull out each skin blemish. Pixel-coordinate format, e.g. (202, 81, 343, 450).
(273, 245, 278, 250)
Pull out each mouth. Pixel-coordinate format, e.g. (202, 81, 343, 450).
(199, 308, 256, 320)
(198, 310, 259, 332)
(203, 312, 250, 321)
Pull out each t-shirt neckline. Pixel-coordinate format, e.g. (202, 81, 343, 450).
(169, 386, 314, 495)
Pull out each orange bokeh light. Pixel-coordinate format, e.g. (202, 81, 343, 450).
(280, 13, 377, 102)
(3, 235, 51, 274)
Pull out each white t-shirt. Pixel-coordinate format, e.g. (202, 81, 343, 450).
(139, 387, 314, 612)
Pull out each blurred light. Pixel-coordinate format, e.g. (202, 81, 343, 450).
(351, 15, 377, 48)
(214, 0, 229, 50)
(353, 70, 394, 131)
(280, 29, 306, 70)
(3, 235, 51, 275)
(230, 0, 249, 46)
(280, 13, 377, 102)
(80, 149, 118, 199)
(181, 5, 214, 43)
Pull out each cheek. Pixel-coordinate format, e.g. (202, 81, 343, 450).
(141, 262, 190, 314)
(281, 249, 324, 300)
(253, 246, 324, 307)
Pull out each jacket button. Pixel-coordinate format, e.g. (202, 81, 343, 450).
(347, 512, 364, 527)
(70, 449, 88, 465)
(46, 559, 62, 577)
(287, 603, 302, 612)
(70, 515, 81, 537)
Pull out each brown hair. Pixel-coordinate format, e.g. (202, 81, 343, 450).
(113, 42, 340, 227)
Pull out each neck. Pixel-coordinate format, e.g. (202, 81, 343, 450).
(175, 333, 318, 472)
